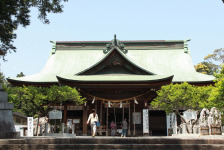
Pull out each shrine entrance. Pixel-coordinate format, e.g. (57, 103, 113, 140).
(149, 110, 167, 136)
(107, 109, 129, 127)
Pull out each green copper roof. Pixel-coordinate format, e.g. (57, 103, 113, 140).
(57, 75, 173, 82)
(8, 39, 215, 84)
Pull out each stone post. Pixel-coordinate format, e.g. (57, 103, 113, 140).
(0, 84, 17, 139)
(72, 124, 75, 134)
(193, 125, 198, 134)
(66, 125, 69, 133)
(62, 123, 65, 133)
(39, 124, 43, 136)
(45, 123, 48, 134)
(50, 126, 54, 133)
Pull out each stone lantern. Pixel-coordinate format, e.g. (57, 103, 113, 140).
(0, 84, 17, 138)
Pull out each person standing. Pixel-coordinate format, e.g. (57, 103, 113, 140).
(121, 118, 127, 137)
(110, 120, 116, 136)
(87, 109, 99, 137)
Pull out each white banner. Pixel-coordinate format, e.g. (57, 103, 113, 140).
(143, 109, 149, 134)
(27, 117, 33, 137)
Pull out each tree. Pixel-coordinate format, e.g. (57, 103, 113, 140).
(214, 65, 224, 81)
(0, 71, 9, 89)
(8, 85, 85, 118)
(0, 72, 5, 84)
(208, 64, 224, 112)
(44, 85, 85, 114)
(16, 72, 25, 78)
(0, 0, 68, 59)
(194, 61, 218, 75)
(151, 82, 213, 133)
(208, 79, 224, 112)
(204, 48, 224, 70)
(195, 48, 224, 75)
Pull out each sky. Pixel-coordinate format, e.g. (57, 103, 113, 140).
(1, 0, 224, 78)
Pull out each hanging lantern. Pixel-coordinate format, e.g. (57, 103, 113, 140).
(108, 101, 111, 107)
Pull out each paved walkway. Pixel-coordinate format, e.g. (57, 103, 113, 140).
(13, 134, 224, 140)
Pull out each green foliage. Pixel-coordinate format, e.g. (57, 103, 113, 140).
(0, 71, 9, 90)
(194, 86, 213, 110)
(45, 85, 85, 106)
(204, 48, 224, 64)
(16, 72, 25, 78)
(0, 72, 5, 84)
(194, 62, 209, 74)
(195, 48, 224, 75)
(8, 85, 84, 117)
(208, 78, 224, 112)
(0, 0, 68, 59)
(214, 65, 224, 81)
(151, 82, 213, 114)
(194, 61, 218, 75)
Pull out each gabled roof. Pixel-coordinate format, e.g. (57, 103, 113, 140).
(7, 37, 215, 86)
(77, 47, 155, 75)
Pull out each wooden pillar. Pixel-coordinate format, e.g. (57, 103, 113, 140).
(63, 104, 67, 124)
(122, 106, 124, 121)
(95, 101, 97, 113)
(133, 102, 136, 136)
(100, 101, 103, 135)
(114, 107, 116, 123)
(128, 100, 131, 136)
(100, 101, 102, 124)
(83, 104, 88, 136)
(102, 102, 105, 125)
(106, 106, 108, 136)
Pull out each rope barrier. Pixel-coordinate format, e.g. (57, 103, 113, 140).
(80, 89, 152, 102)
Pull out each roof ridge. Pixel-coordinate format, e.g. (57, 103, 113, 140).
(56, 40, 184, 43)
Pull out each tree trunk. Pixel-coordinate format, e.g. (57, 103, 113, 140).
(177, 111, 199, 134)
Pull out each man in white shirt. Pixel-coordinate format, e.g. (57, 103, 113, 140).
(87, 109, 99, 137)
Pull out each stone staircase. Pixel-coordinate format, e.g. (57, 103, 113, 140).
(0, 137, 224, 150)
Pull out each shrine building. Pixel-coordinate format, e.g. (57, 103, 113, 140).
(8, 35, 215, 136)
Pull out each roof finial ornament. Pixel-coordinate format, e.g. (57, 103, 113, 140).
(50, 40, 56, 54)
(103, 34, 128, 54)
(114, 34, 117, 46)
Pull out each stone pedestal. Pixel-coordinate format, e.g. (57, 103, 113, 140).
(182, 123, 187, 134)
(0, 85, 17, 139)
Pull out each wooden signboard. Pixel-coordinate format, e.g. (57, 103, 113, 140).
(49, 110, 62, 119)
(133, 112, 141, 124)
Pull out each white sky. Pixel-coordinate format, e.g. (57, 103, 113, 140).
(1, 0, 224, 78)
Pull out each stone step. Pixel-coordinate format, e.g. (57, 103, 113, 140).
(1, 137, 224, 150)
(1, 137, 224, 145)
(0, 144, 224, 150)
